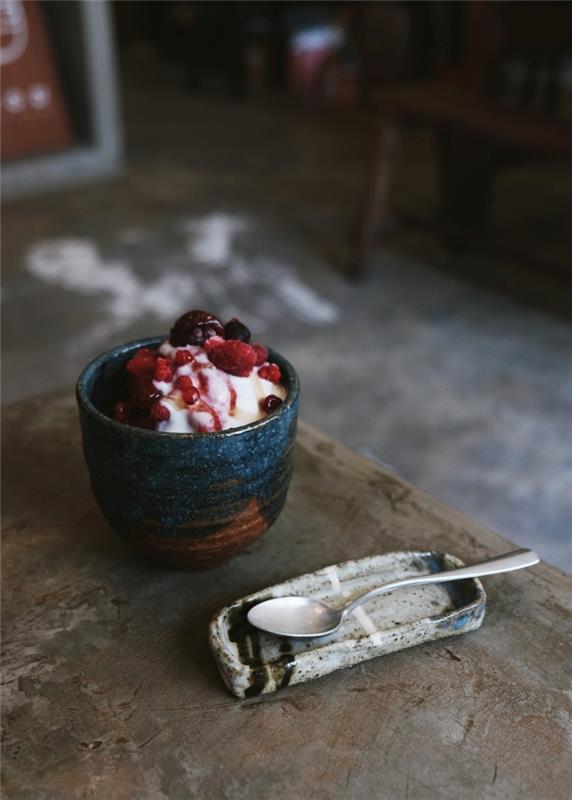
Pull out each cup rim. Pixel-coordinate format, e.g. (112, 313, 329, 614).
(76, 335, 300, 439)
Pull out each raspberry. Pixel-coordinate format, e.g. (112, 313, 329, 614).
(251, 344, 268, 366)
(155, 369, 173, 382)
(208, 340, 256, 377)
(126, 350, 156, 376)
(203, 336, 224, 354)
(153, 357, 173, 383)
(174, 350, 193, 367)
(112, 401, 131, 423)
(155, 367, 173, 382)
(182, 387, 200, 405)
(258, 364, 281, 383)
(170, 310, 224, 347)
(224, 317, 251, 343)
(150, 402, 171, 423)
(260, 395, 283, 414)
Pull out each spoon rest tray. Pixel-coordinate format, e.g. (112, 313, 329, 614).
(209, 550, 486, 698)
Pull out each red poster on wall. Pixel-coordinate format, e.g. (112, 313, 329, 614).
(1, 0, 73, 161)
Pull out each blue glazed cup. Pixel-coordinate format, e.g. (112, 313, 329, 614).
(76, 336, 299, 569)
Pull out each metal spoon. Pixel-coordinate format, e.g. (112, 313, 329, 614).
(247, 549, 539, 638)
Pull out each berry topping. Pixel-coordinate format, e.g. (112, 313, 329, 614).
(126, 349, 156, 376)
(175, 375, 194, 390)
(174, 349, 194, 367)
(208, 340, 257, 377)
(203, 336, 224, 354)
(260, 395, 283, 414)
(150, 402, 171, 423)
(170, 310, 224, 347)
(154, 357, 173, 383)
(251, 343, 268, 366)
(182, 386, 200, 405)
(175, 375, 199, 404)
(112, 309, 285, 432)
(197, 371, 209, 393)
(224, 317, 251, 343)
(130, 376, 162, 410)
(258, 364, 281, 383)
(112, 401, 130, 423)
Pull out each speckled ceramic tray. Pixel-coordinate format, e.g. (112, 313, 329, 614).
(209, 551, 486, 698)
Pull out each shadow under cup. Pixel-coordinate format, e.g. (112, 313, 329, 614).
(76, 336, 300, 569)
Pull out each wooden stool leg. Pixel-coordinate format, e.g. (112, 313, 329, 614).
(349, 116, 399, 280)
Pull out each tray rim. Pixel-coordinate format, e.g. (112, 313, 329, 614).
(209, 550, 487, 697)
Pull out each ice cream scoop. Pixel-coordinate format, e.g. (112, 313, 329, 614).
(153, 340, 287, 433)
(111, 310, 287, 433)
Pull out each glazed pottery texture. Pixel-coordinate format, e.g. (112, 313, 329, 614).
(210, 551, 486, 697)
(76, 336, 299, 569)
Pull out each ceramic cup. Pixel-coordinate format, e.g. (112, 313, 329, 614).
(76, 336, 299, 569)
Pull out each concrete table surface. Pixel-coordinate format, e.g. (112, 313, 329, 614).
(2, 390, 571, 800)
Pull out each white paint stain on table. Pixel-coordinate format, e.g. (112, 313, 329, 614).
(25, 213, 339, 355)
(26, 239, 196, 354)
(180, 213, 252, 265)
(178, 213, 339, 327)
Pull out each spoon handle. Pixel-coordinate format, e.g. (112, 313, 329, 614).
(341, 548, 539, 619)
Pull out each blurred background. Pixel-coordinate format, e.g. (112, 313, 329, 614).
(2, 0, 571, 569)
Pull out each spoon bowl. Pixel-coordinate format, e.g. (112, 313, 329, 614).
(247, 596, 342, 638)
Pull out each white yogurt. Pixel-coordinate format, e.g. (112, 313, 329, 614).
(155, 340, 286, 433)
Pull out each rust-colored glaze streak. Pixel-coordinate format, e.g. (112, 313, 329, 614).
(127, 499, 267, 569)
